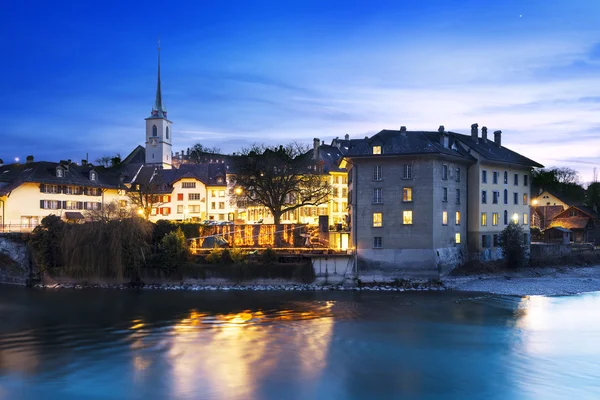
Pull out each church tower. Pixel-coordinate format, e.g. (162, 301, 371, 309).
(145, 40, 173, 169)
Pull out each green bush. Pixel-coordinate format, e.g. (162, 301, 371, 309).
(158, 228, 189, 272)
(205, 248, 222, 264)
(229, 248, 247, 264)
(29, 215, 65, 271)
(262, 247, 277, 264)
(499, 222, 526, 268)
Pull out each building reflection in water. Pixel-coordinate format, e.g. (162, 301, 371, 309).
(128, 302, 335, 399)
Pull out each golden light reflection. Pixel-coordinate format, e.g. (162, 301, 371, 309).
(167, 304, 335, 399)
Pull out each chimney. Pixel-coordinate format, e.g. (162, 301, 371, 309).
(438, 125, 445, 133)
(481, 126, 488, 142)
(345, 134, 349, 140)
(26, 155, 34, 164)
(400, 126, 407, 135)
(313, 138, 320, 160)
(471, 123, 478, 140)
(81, 159, 87, 165)
(494, 130, 502, 147)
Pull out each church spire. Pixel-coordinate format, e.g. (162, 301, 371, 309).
(151, 37, 167, 118)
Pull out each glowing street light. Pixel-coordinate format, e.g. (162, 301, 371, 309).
(512, 213, 519, 223)
(234, 187, 243, 195)
(137, 208, 144, 216)
(532, 199, 538, 206)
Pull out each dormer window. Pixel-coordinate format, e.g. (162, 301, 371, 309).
(216, 176, 224, 184)
(90, 171, 97, 181)
(56, 167, 64, 178)
(372, 145, 382, 155)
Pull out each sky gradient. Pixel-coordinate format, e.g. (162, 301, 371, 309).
(2, 0, 600, 182)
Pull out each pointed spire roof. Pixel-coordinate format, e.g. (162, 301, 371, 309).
(149, 38, 167, 119)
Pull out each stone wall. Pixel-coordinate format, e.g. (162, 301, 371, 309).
(530, 243, 571, 259)
(0, 235, 34, 285)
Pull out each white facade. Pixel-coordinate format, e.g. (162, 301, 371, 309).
(145, 117, 172, 168)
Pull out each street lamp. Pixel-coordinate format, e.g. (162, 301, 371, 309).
(234, 187, 243, 195)
(512, 213, 519, 223)
(532, 199, 538, 206)
(137, 208, 144, 216)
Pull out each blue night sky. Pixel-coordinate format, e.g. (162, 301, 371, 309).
(2, 0, 600, 181)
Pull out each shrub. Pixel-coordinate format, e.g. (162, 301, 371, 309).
(158, 228, 189, 272)
(205, 248, 222, 264)
(29, 215, 65, 271)
(220, 248, 233, 264)
(262, 247, 277, 265)
(229, 247, 247, 264)
(499, 222, 526, 268)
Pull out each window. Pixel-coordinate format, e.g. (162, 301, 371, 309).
(512, 212, 519, 223)
(523, 193, 528, 205)
(442, 211, 448, 225)
(503, 189, 508, 204)
(482, 170, 487, 183)
(373, 165, 382, 181)
(493, 234, 499, 247)
(152, 125, 157, 137)
(455, 233, 461, 244)
(177, 205, 183, 214)
(455, 168, 460, 182)
(373, 237, 383, 249)
(333, 202, 339, 212)
(514, 173, 519, 186)
(403, 164, 412, 179)
(403, 188, 412, 202)
(177, 193, 183, 201)
(219, 190, 225, 197)
(504, 210, 508, 225)
(90, 172, 96, 181)
(189, 205, 200, 213)
(504, 171, 508, 184)
(211, 202, 216, 210)
(373, 212, 383, 227)
(182, 182, 196, 189)
(219, 202, 225, 209)
(513, 192, 518, 205)
(481, 212, 487, 226)
(333, 187, 339, 197)
(166, 126, 169, 140)
(492, 191, 499, 204)
(524, 175, 529, 186)
(456, 211, 461, 225)
(403, 210, 413, 224)
(373, 188, 382, 204)
(211, 190, 216, 197)
(342, 188, 348, 197)
(482, 235, 489, 248)
(188, 193, 201, 201)
(56, 168, 63, 178)
(523, 213, 529, 225)
(442, 165, 448, 180)
(481, 190, 487, 204)
(493, 171, 498, 184)
(443, 188, 448, 203)
(342, 175, 348, 184)
(456, 189, 460, 204)
(372, 145, 382, 154)
(492, 212, 499, 226)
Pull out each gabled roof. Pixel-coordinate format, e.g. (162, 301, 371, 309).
(121, 145, 146, 165)
(549, 217, 592, 230)
(317, 144, 345, 173)
(449, 132, 544, 168)
(553, 205, 598, 220)
(343, 129, 474, 161)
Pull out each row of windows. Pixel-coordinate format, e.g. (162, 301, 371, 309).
(373, 233, 461, 249)
(442, 188, 461, 204)
(332, 187, 349, 197)
(40, 184, 102, 196)
(151, 125, 170, 139)
(372, 165, 413, 181)
(39, 200, 101, 210)
(482, 190, 528, 205)
(372, 211, 413, 226)
(372, 188, 413, 204)
(211, 202, 226, 210)
(441, 165, 461, 182)
(481, 211, 528, 226)
(482, 170, 528, 186)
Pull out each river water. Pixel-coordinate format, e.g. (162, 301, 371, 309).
(0, 286, 599, 400)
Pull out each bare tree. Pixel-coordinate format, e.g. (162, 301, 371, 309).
(188, 143, 222, 163)
(127, 171, 168, 220)
(85, 200, 132, 222)
(230, 142, 331, 226)
(95, 156, 113, 168)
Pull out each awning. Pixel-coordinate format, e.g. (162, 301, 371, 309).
(65, 212, 85, 220)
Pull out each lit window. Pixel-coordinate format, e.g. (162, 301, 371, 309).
(177, 205, 183, 214)
(523, 193, 528, 205)
(372, 145, 382, 154)
(403, 210, 413, 225)
(442, 211, 448, 225)
(455, 233, 461, 244)
(90, 172, 96, 181)
(219, 190, 225, 197)
(481, 212, 487, 226)
(403, 187, 412, 202)
(456, 211, 461, 225)
(56, 168, 63, 178)
(403, 164, 412, 179)
(373, 237, 383, 248)
(523, 213, 528, 225)
(373, 212, 382, 227)
(492, 212, 498, 226)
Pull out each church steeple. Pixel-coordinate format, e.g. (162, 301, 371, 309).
(151, 38, 167, 118)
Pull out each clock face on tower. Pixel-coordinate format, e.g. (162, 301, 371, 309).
(150, 139, 158, 147)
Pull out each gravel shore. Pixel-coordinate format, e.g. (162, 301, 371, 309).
(443, 265, 600, 296)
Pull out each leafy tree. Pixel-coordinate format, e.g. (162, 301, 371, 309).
(188, 143, 222, 163)
(499, 222, 526, 268)
(230, 143, 331, 226)
(158, 228, 189, 272)
(586, 182, 600, 214)
(30, 215, 65, 271)
(532, 167, 585, 204)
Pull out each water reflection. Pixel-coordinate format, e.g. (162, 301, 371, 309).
(0, 288, 599, 399)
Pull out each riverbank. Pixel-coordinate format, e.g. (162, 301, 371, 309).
(443, 265, 600, 296)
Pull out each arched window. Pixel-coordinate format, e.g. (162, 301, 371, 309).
(166, 126, 169, 139)
(504, 210, 508, 225)
(503, 171, 508, 184)
(503, 189, 508, 204)
(152, 125, 158, 137)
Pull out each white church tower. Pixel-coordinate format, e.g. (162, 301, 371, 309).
(145, 41, 173, 169)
